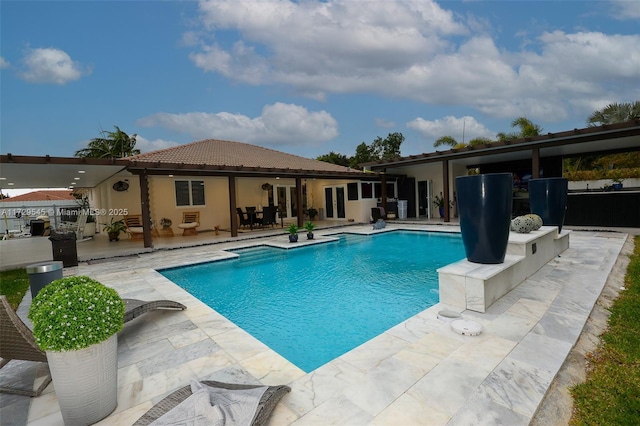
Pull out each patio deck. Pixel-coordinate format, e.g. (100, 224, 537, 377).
(0, 223, 631, 425)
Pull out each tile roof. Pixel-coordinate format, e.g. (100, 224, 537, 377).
(3, 190, 75, 202)
(130, 139, 360, 174)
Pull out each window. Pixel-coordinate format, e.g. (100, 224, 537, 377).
(347, 182, 359, 200)
(361, 182, 373, 199)
(175, 180, 205, 206)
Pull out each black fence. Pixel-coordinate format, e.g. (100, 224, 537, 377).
(565, 191, 640, 227)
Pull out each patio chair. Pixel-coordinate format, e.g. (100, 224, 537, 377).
(123, 214, 159, 241)
(123, 298, 187, 323)
(132, 380, 291, 426)
(0, 295, 52, 396)
(237, 208, 252, 229)
(260, 206, 277, 228)
(177, 212, 200, 236)
(0, 296, 186, 396)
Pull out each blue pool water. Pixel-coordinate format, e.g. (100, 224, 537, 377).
(160, 231, 464, 372)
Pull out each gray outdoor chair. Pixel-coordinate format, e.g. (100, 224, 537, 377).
(133, 380, 291, 426)
(0, 295, 52, 396)
(0, 296, 186, 397)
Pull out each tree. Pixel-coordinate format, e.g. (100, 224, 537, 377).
(496, 117, 542, 141)
(350, 142, 376, 169)
(587, 101, 640, 126)
(566, 101, 640, 172)
(75, 126, 140, 159)
(371, 132, 404, 160)
(433, 136, 458, 149)
(317, 132, 405, 169)
(315, 151, 350, 167)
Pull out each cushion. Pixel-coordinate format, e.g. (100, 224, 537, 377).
(177, 222, 199, 229)
(150, 387, 224, 426)
(192, 381, 267, 425)
(129, 227, 144, 233)
(133, 380, 291, 426)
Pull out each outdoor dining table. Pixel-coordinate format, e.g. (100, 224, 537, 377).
(246, 208, 284, 229)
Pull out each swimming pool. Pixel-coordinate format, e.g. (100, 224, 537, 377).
(160, 231, 464, 372)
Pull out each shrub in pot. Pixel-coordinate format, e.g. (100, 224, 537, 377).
(102, 218, 128, 241)
(28, 276, 125, 425)
(303, 221, 316, 240)
(287, 223, 299, 243)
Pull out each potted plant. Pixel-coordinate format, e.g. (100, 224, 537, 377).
(287, 223, 299, 243)
(102, 218, 127, 241)
(28, 276, 125, 425)
(303, 221, 316, 240)
(611, 177, 624, 191)
(433, 192, 446, 218)
(306, 207, 318, 220)
(159, 217, 174, 237)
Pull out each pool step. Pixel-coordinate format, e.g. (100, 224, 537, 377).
(232, 247, 283, 266)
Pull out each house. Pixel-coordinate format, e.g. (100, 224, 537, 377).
(2, 121, 638, 242)
(362, 120, 640, 227)
(91, 138, 384, 244)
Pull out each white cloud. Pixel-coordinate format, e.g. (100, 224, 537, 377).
(610, 0, 640, 19)
(136, 102, 338, 147)
(407, 115, 494, 143)
(134, 135, 180, 153)
(187, 0, 640, 123)
(18, 47, 90, 84)
(375, 118, 395, 128)
(0, 57, 10, 69)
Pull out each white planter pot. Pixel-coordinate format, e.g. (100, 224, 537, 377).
(84, 221, 96, 237)
(46, 334, 118, 426)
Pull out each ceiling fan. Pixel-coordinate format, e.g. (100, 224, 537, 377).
(112, 180, 129, 192)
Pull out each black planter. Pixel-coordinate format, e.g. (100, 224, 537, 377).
(289, 234, 298, 243)
(307, 232, 314, 240)
(528, 177, 568, 232)
(456, 173, 513, 264)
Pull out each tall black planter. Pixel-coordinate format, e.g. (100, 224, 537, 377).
(528, 177, 568, 232)
(456, 173, 513, 264)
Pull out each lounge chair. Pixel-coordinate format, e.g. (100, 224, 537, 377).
(177, 212, 200, 236)
(123, 298, 187, 323)
(133, 380, 291, 426)
(0, 296, 186, 396)
(0, 295, 52, 396)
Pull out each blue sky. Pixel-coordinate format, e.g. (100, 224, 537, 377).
(1, 0, 639, 164)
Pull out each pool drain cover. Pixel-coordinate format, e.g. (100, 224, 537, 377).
(451, 319, 482, 336)
(437, 310, 462, 322)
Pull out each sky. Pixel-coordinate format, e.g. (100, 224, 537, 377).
(1, 0, 639, 170)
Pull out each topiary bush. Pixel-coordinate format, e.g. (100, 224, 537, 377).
(28, 276, 125, 352)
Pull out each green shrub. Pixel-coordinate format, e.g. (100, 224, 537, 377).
(28, 276, 125, 352)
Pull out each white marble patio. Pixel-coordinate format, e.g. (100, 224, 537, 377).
(1, 225, 628, 425)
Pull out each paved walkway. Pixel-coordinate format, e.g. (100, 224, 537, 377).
(0, 225, 629, 425)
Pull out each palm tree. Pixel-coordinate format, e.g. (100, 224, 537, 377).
(75, 126, 140, 159)
(496, 117, 542, 141)
(587, 101, 640, 126)
(433, 136, 458, 148)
